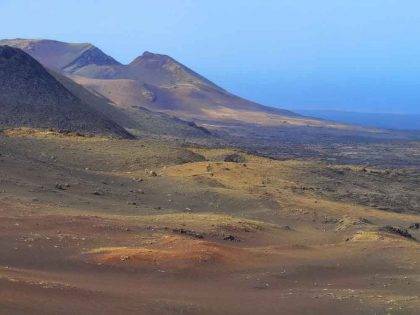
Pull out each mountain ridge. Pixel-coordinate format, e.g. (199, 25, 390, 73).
(0, 39, 121, 72)
(1, 38, 307, 126)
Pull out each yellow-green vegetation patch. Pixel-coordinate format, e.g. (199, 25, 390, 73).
(0, 127, 110, 141)
(133, 213, 271, 232)
(350, 230, 383, 242)
(350, 228, 417, 243)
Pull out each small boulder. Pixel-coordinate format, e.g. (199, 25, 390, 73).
(224, 153, 246, 163)
(55, 183, 66, 190)
(409, 223, 419, 230)
(223, 235, 240, 242)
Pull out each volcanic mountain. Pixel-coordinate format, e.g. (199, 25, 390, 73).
(1, 39, 327, 127)
(0, 45, 134, 138)
(0, 42, 214, 140)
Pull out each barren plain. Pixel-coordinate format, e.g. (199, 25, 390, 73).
(0, 129, 419, 314)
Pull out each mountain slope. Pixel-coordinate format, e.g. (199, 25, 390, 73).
(0, 45, 132, 138)
(2, 39, 314, 127)
(70, 50, 303, 124)
(51, 71, 215, 139)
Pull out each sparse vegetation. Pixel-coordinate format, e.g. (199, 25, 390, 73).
(0, 130, 418, 314)
(0, 38, 419, 315)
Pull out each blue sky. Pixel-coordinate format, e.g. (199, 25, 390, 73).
(1, 0, 420, 114)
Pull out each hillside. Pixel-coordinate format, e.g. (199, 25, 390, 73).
(0, 45, 132, 138)
(3, 38, 418, 158)
(1, 39, 326, 127)
(0, 130, 418, 314)
(0, 39, 419, 315)
(51, 71, 215, 140)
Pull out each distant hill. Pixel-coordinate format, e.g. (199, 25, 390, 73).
(1, 39, 419, 172)
(0, 45, 132, 138)
(5, 38, 414, 152)
(296, 109, 420, 131)
(2, 39, 330, 128)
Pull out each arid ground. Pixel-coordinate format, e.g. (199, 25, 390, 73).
(0, 129, 419, 314)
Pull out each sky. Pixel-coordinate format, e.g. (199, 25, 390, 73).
(1, 0, 420, 114)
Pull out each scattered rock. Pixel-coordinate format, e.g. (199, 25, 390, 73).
(335, 217, 371, 231)
(379, 226, 416, 240)
(223, 235, 240, 242)
(408, 223, 419, 230)
(224, 153, 246, 163)
(55, 183, 69, 190)
(323, 216, 339, 224)
(172, 228, 204, 239)
(254, 283, 270, 289)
